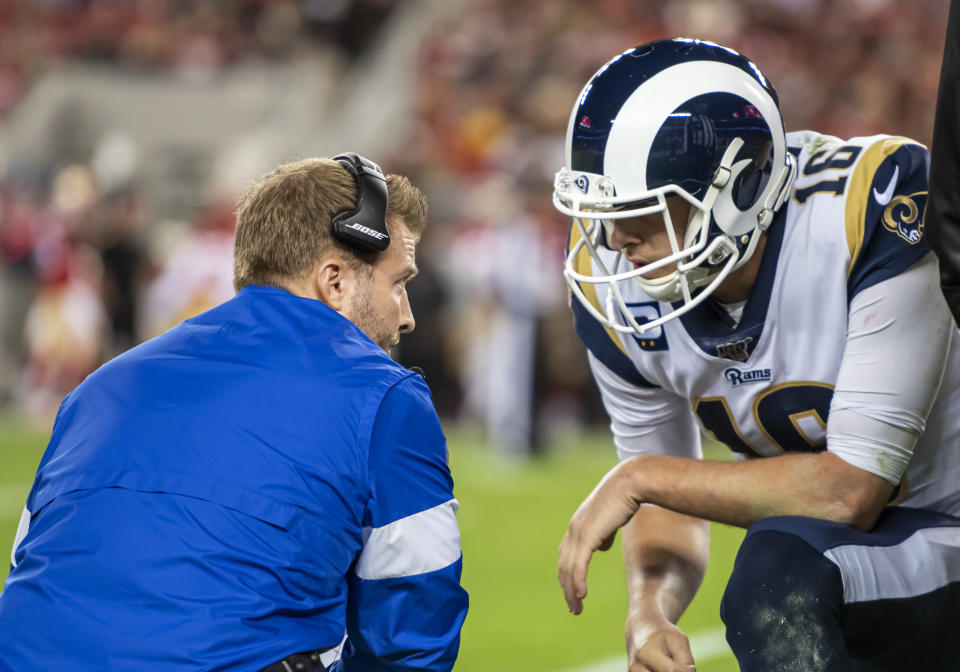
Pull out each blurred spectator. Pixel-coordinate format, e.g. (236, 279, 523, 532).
(0, 185, 39, 403)
(439, 176, 567, 455)
(97, 189, 147, 355)
(139, 202, 235, 340)
(19, 163, 106, 423)
(21, 243, 105, 423)
(391, 231, 460, 418)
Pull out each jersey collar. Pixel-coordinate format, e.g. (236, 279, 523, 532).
(673, 204, 788, 362)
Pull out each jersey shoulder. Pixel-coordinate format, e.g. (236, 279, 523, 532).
(786, 131, 930, 299)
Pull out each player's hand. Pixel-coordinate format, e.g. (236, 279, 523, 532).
(625, 614, 696, 672)
(558, 459, 644, 614)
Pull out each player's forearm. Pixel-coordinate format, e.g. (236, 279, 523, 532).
(622, 506, 708, 624)
(623, 451, 893, 531)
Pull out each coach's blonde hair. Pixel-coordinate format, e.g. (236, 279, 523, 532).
(232, 158, 427, 291)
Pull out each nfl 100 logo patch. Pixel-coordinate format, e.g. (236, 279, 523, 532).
(623, 301, 669, 351)
(716, 336, 753, 361)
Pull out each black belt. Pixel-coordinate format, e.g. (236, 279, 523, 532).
(260, 648, 330, 672)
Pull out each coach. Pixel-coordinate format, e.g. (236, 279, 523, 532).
(0, 154, 468, 672)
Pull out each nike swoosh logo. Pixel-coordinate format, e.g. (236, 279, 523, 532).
(873, 165, 900, 205)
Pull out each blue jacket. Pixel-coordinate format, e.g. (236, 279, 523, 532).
(0, 286, 467, 671)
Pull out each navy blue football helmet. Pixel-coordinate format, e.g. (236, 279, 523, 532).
(554, 39, 797, 334)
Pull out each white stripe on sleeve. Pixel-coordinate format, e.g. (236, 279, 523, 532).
(356, 499, 461, 580)
(824, 526, 960, 603)
(11, 505, 30, 568)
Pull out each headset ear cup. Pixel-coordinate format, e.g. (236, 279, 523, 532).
(331, 153, 391, 253)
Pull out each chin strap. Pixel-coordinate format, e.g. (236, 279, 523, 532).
(757, 150, 798, 231)
(710, 137, 746, 191)
(680, 137, 746, 253)
(728, 150, 796, 273)
(672, 137, 748, 299)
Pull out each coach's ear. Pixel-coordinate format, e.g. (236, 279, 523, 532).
(313, 257, 355, 313)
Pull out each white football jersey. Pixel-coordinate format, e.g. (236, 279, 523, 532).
(571, 131, 960, 515)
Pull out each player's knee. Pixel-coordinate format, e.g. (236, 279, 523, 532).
(722, 526, 839, 617)
(723, 529, 787, 629)
(721, 525, 845, 666)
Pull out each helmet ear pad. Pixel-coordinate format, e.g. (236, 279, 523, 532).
(732, 148, 771, 209)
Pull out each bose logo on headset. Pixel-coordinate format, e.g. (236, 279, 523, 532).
(331, 152, 391, 253)
(345, 222, 388, 240)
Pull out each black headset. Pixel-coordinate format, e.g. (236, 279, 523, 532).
(331, 152, 391, 253)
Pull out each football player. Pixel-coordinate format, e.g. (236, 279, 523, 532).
(554, 39, 960, 671)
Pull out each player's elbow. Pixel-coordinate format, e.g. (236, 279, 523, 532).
(821, 453, 894, 532)
(834, 476, 893, 532)
(839, 492, 885, 532)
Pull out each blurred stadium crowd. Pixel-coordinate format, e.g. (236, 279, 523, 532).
(0, 0, 394, 114)
(0, 0, 948, 454)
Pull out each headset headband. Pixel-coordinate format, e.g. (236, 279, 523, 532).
(331, 152, 390, 253)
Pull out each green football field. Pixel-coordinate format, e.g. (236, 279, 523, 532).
(0, 417, 743, 671)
